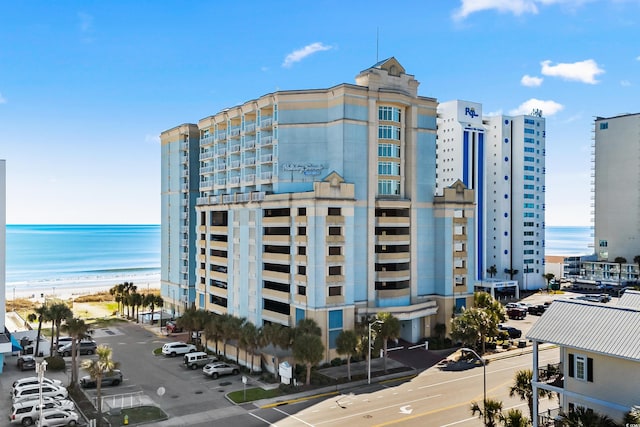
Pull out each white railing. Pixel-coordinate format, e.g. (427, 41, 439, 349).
(261, 172, 273, 180)
(216, 179, 226, 186)
(216, 147, 226, 155)
(245, 123, 256, 133)
(228, 176, 241, 185)
(230, 128, 241, 137)
(244, 174, 255, 184)
(199, 135, 214, 146)
(261, 117, 273, 128)
(215, 132, 226, 141)
(200, 166, 215, 174)
(251, 191, 265, 201)
(98, 391, 146, 412)
(259, 136, 273, 146)
(180, 141, 189, 150)
(223, 194, 235, 203)
(237, 193, 250, 202)
(199, 151, 214, 161)
(260, 154, 273, 163)
(229, 144, 241, 153)
(229, 160, 241, 169)
(216, 163, 226, 171)
(244, 139, 255, 149)
(244, 157, 256, 166)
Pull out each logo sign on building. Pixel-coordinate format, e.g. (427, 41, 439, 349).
(457, 101, 483, 124)
(465, 107, 478, 118)
(282, 163, 326, 176)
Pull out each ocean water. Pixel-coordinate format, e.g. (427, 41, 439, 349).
(6, 225, 160, 291)
(544, 225, 593, 256)
(4, 224, 590, 293)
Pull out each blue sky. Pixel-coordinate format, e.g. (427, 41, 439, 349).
(1, 0, 639, 225)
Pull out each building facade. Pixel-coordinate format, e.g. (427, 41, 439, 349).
(437, 102, 546, 290)
(160, 59, 477, 360)
(0, 160, 10, 365)
(594, 113, 640, 262)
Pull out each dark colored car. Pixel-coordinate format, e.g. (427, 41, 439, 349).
(17, 355, 36, 371)
(57, 340, 97, 357)
(506, 307, 527, 320)
(500, 326, 522, 339)
(80, 370, 123, 388)
(528, 305, 546, 316)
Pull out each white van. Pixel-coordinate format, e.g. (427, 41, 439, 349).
(183, 352, 214, 370)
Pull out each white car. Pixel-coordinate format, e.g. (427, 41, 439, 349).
(13, 384, 68, 404)
(35, 409, 79, 427)
(202, 362, 240, 379)
(161, 341, 197, 357)
(10, 398, 75, 426)
(13, 377, 63, 390)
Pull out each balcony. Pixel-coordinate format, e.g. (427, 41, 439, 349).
(251, 191, 265, 201)
(229, 127, 241, 137)
(215, 132, 227, 141)
(263, 252, 290, 263)
(199, 151, 214, 161)
(245, 123, 256, 133)
(326, 216, 345, 225)
(237, 192, 251, 202)
(216, 179, 226, 187)
(180, 141, 190, 151)
(260, 154, 273, 163)
(260, 117, 273, 129)
(375, 216, 410, 227)
(262, 288, 290, 303)
(376, 234, 410, 245)
(200, 180, 214, 191)
(223, 194, 236, 203)
(537, 407, 561, 427)
(326, 235, 345, 243)
(537, 362, 563, 388)
(216, 147, 227, 156)
(200, 166, 215, 174)
(262, 270, 290, 283)
(260, 171, 273, 181)
(199, 135, 214, 147)
(216, 163, 226, 171)
(375, 252, 410, 263)
(228, 161, 241, 169)
(262, 309, 289, 325)
(244, 157, 256, 166)
(243, 174, 256, 185)
(244, 139, 256, 150)
(376, 270, 410, 281)
(229, 144, 241, 153)
(259, 136, 273, 147)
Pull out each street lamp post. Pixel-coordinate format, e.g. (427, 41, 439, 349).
(367, 320, 383, 385)
(36, 359, 48, 424)
(462, 348, 486, 425)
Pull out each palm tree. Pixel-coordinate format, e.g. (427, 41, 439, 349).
(47, 302, 73, 355)
(229, 316, 247, 363)
(132, 292, 144, 322)
(614, 256, 627, 285)
(204, 313, 223, 355)
(556, 407, 618, 427)
(82, 345, 119, 426)
(471, 398, 503, 427)
(487, 265, 498, 278)
(61, 317, 90, 387)
(505, 268, 519, 280)
(499, 409, 530, 427)
(335, 329, 359, 380)
(155, 295, 164, 330)
(374, 312, 401, 373)
(292, 333, 324, 385)
(262, 323, 291, 381)
(27, 305, 48, 357)
(543, 273, 555, 292)
(109, 283, 125, 316)
(509, 370, 535, 420)
(240, 322, 260, 373)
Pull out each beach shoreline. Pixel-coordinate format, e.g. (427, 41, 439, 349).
(6, 273, 161, 301)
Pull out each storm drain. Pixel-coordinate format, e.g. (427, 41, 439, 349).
(220, 381, 232, 386)
(195, 391, 203, 394)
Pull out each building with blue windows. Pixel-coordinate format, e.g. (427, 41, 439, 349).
(161, 59, 477, 361)
(437, 101, 546, 290)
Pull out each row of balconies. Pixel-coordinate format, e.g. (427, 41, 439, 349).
(200, 153, 274, 169)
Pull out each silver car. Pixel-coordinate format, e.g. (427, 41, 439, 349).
(202, 362, 239, 379)
(35, 409, 79, 427)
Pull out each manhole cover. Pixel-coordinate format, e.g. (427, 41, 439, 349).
(104, 330, 115, 335)
(195, 391, 203, 394)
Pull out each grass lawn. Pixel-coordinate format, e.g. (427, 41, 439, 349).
(227, 387, 284, 404)
(107, 406, 168, 425)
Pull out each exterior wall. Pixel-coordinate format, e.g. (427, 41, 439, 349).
(0, 160, 5, 331)
(594, 113, 640, 261)
(561, 348, 640, 422)
(160, 124, 200, 316)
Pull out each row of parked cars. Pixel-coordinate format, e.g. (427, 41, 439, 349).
(161, 341, 240, 379)
(9, 377, 78, 426)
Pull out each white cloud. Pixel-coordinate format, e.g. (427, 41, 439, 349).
(0, 92, 6, 104)
(453, 0, 593, 20)
(620, 80, 631, 86)
(145, 134, 160, 144)
(453, 0, 538, 20)
(521, 74, 543, 87)
(509, 98, 564, 116)
(485, 109, 504, 117)
(540, 59, 604, 84)
(282, 42, 332, 68)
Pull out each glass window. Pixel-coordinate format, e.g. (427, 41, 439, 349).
(524, 184, 534, 190)
(524, 156, 535, 162)
(378, 143, 400, 158)
(576, 355, 586, 380)
(328, 286, 342, 296)
(378, 125, 401, 140)
(524, 128, 535, 134)
(524, 166, 535, 171)
(524, 194, 534, 199)
(378, 106, 401, 122)
(378, 161, 400, 175)
(378, 179, 400, 195)
(524, 147, 535, 153)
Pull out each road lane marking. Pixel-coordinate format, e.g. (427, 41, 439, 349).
(273, 407, 314, 426)
(314, 394, 441, 425)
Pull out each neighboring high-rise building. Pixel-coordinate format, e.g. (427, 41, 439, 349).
(0, 159, 10, 364)
(437, 101, 546, 290)
(593, 113, 640, 262)
(160, 58, 477, 361)
(160, 124, 200, 317)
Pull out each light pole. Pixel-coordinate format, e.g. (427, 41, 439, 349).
(368, 320, 383, 385)
(462, 347, 486, 425)
(36, 359, 48, 424)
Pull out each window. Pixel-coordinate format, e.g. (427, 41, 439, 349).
(328, 309, 343, 349)
(329, 266, 342, 276)
(297, 265, 306, 275)
(378, 125, 401, 140)
(328, 286, 342, 296)
(328, 226, 341, 236)
(378, 161, 400, 175)
(568, 354, 593, 382)
(524, 137, 535, 144)
(524, 175, 534, 181)
(298, 226, 306, 236)
(524, 147, 535, 153)
(524, 128, 535, 134)
(378, 179, 400, 195)
(524, 203, 534, 208)
(524, 240, 534, 245)
(524, 156, 535, 162)
(297, 285, 306, 296)
(379, 106, 401, 122)
(378, 143, 400, 158)
(524, 165, 535, 171)
(297, 246, 306, 255)
(298, 207, 306, 216)
(524, 194, 534, 199)
(328, 207, 341, 216)
(599, 122, 608, 130)
(524, 118, 535, 125)
(524, 184, 534, 190)
(329, 246, 342, 256)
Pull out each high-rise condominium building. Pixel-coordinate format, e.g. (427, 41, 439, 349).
(593, 113, 640, 262)
(160, 59, 476, 361)
(0, 160, 10, 361)
(437, 101, 546, 290)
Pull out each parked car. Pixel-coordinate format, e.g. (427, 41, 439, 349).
(528, 304, 547, 315)
(498, 324, 522, 339)
(35, 409, 79, 427)
(183, 352, 215, 370)
(13, 385, 68, 404)
(80, 369, 123, 388)
(13, 377, 63, 390)
(17, 355, 37, 371)
(10, 398, 75, 426)
(202, 362, 239, 379)
(165, 321, 183, 334)
(162, 341, 197, 357)
(57, 340, 97, 357)
(506, 307, 527, 320)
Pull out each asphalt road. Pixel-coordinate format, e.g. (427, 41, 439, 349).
(239, 347, 561, 427)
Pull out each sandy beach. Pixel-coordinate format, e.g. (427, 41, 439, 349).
(7, 273, 161, 301)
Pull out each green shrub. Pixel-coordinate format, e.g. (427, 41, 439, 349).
(330, 357, 343, 367)
(44, 355, 66, 371)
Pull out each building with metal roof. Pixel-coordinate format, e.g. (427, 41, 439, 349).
(526, 298, 640, 426)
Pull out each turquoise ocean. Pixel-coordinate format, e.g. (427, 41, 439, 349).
(4, 224, 591, 293)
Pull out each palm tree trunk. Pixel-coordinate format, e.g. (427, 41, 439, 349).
(347, 358, 351, 380)
(383, 341, 388, 373)
(35, 316, 43, 357)
(306, 363, 311, 385)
